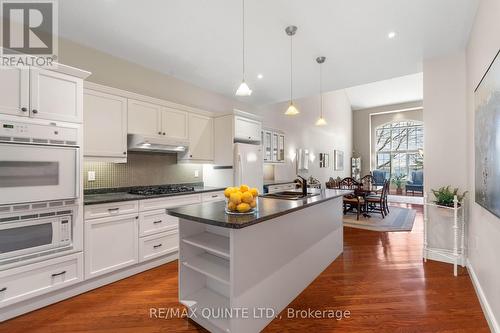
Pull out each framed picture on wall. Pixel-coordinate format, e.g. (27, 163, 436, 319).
(334, 150, 344, 171)
(474, 49, 500, 218)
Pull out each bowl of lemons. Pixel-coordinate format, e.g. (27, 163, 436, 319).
(224, 184, 259, 215)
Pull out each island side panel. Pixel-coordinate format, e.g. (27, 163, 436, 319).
(229, 196, 343, 333)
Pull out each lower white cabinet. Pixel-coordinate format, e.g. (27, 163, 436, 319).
(139, 230, 179, 263)
(139, 209, 179, 237)
(84, 213, 139, 279)
(0, 252, 83, 308)
(267, 183, 296, 194)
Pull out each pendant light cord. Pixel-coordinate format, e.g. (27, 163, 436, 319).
(320, 62, 323, 118)
(290, 34, 293, 103)
(242, 0, 245, 80)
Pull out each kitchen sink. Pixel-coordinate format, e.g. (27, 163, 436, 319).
(261, 191, 320, 200)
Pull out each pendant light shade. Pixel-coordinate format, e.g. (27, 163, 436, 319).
(315, 56, 327, 126)
(235, 0, 252, 96)
(284, 25, 299, 115)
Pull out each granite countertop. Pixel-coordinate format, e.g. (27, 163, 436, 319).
(84, 186, 225, 205)
(263, 180, 296, 186)
(167, 189, 352, 229)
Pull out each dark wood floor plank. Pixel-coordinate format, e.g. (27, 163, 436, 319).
(0, 204, 489, 332)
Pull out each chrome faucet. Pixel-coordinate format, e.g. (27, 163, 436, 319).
(295, 175, 308, 196)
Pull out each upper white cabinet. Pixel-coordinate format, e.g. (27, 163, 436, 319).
(30, 68, 84, 123)
(128, 99, 188, 141)
(83, 89, 128, 162)
(162, 107, 188, 140)
(262, 128, 285, 163)
(234, 115, 261, 142)
(0, 66, 89, 123)
(181, 113, 213, 162)
(0, 67, 29, 117)
(127, 99, 161, 136)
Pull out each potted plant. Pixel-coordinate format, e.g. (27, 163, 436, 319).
(431, 186, 467, 207)
(391, 174, 406, 195)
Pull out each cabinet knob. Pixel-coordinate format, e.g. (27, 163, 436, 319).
(32, 109, 38, 114)
(123, 152, 127, 155)
(21, 107, 27, 112)
(189, 154, 193, 158)
(163, 132, 166, 135)
(158, 131, 162, 135)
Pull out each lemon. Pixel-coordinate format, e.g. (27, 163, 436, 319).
(250, 188, 259, 197)
(241, 191, 254, 204)
(239, 184, 249, 193)
(230, 192, 242, 205)
(250, 199, 257, 208)
(224, 187, 234, 198)
(237, 202, 251, 213)
(227, 202, 237, 211)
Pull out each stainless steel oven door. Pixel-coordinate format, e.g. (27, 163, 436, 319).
(0, 217, 65, 261)
(0, 143, 79, 205)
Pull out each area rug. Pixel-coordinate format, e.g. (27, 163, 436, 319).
(343, 207, 416, 232)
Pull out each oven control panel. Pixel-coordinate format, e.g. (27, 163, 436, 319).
(0, 119, 79, 145)
(60, 217, 71, 243)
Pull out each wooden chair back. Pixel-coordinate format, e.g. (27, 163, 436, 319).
(339, 177, 360, 190)
(360, 175, 373, 189)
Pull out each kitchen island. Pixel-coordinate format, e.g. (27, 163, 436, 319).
(167, 189, 351, 333)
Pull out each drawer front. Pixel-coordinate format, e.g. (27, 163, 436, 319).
(139, 230, 178, 262)
(139, 194, 201, 211)
(139, 209, 178, 237)
(0, 252, 83, 308)
(284, 183, 296, 190)
(268, 183, 295, 193)
(84, 201, 139, 220)
(201, 191, 225, 202)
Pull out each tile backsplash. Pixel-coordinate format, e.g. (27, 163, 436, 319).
(83, 152, 203, 189)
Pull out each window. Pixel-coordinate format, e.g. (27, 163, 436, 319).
(375, 121, 423, 180)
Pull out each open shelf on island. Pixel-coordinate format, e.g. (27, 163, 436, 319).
(182, 232, 230, 259)
(180, 287, 230, 333)
(183, 252, 230, 285)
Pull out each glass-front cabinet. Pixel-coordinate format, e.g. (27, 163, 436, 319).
(261, 128, 285, 163)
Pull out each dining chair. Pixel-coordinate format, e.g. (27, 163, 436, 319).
(340, 177, 364, 220)
(366, 180, 390, 218)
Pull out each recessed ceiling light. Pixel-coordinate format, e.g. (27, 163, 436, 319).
(257, 74, 263, 79)
(388, 31, 396, 39)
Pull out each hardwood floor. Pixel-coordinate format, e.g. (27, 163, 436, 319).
(0, 204, 489, 333)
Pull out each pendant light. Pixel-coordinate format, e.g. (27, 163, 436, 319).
(235, 0, 252, 96)
(315, 56, 327, 126)
(284, 25, 299, 115)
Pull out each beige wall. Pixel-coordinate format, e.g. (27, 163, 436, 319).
(59, 38, 254, 114)
(353, 101, 423, 176)
(423, 52, 468, 191)
(255, 90, 353, 185)
(465, 0, 500, 329)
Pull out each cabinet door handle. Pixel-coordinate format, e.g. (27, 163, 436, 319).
(0, 287, 6, 292)
(32, 109, 38, 114)
(153, 244, 163, 249)
(211, 195, 218, 198)
(51, 270, 66, 277)
(153, 220, 162, 224)
(21, 107, 27, 112)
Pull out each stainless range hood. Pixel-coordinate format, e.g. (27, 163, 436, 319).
(127, 134, 189, 153)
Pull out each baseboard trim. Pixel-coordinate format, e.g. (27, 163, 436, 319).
(1, 252, 178, 322)
(467, 259, 499, 333)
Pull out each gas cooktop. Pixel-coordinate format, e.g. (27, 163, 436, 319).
(128, 185, 195, 196)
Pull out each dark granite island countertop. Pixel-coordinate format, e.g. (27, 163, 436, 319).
(167, 188, 352, 229)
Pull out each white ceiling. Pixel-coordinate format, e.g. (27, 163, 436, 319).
(346, 73, 423, 110)
(58, 0, 478, 106)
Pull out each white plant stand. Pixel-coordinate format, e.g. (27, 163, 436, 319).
(423, 193, 466, 276)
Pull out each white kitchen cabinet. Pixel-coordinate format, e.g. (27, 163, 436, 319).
(262, 130, 272, 162)
(182, 113, 213, 162)
(278, 134, 285, 162)
(267, 183, 296, 194)
(30, 68, 83, 123)
(0, 67, 29, 117)
(84, 212, 139, 279)
(139, 209, 179, 237)
(162, 107, 188, 140)
(0, 252, 83, 308)
(127, 99, 162, 136)
(262, 129, 285, 163)
(83, 89, 128, 161)
(234, 116, 261, 142)
(139, 230, 179, 263)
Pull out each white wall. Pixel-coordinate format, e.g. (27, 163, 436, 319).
(255, 90, 353, 185)
(465, 0, 500, 330)
(423, 52, 468, 192)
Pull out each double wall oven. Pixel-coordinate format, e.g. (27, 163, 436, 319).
(0, 115, 80, 266)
